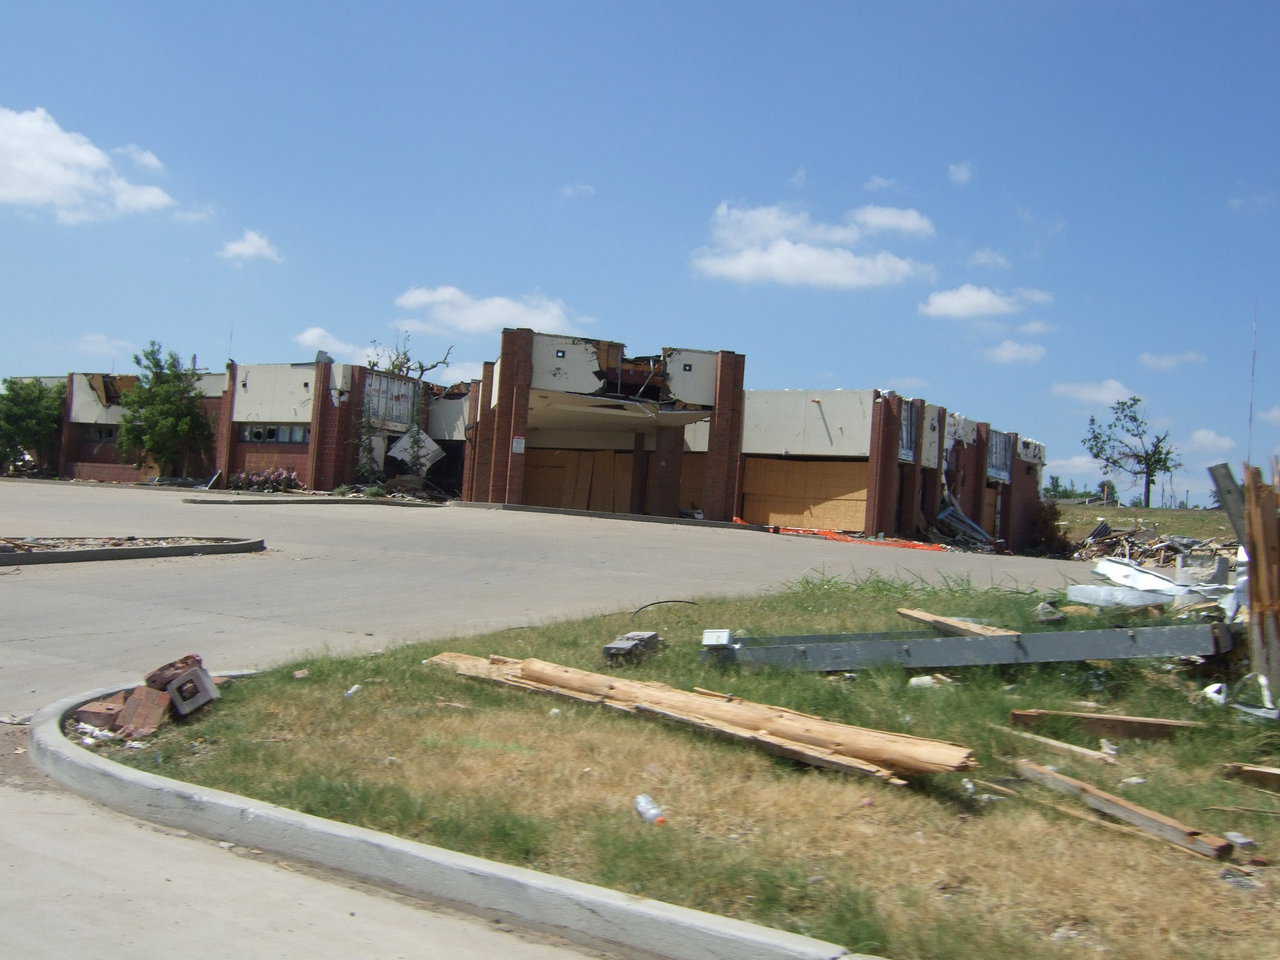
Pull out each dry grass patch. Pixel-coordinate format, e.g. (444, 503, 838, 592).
(113, 574, 1280, 959)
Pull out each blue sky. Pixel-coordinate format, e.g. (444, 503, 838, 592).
(2, 2, 1276, 502)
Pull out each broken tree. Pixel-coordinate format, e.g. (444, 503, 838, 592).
(428, 653, 977, 783)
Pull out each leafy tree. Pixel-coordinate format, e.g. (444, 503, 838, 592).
(1098, 479, 1117, 504)
(1083, 396, 1180, 508)
(118, 342, 213, 477)
(0, 378, 66, 472)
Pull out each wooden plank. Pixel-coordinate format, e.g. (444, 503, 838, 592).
(613, 452, 633, 515)
(1011, 708, 1203, 740)
(1013, 759, 1232, 859)
(1222, 763, 1280, 792)
(428, 652, 976, 779)
(897, 608, 1021, 638)
(985, 723, 1117, 765)
(570, 451, 592, 510)
(1208, 463, 1247, 543)
(589, 451, 614, 512)
(1245, 466, 1280, 706)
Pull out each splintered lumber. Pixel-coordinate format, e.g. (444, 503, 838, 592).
(1013, 759, 1232, 859)
(896, 608, 1021, 638)
(1244, 466, 1280, 707)
(985, 722, 1117, 765)
(1222, 763, 1280, 793)
(428, 653, 977, 783)
(1011, 709, 1204, 740)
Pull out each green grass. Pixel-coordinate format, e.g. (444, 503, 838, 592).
(1055, 501, 1235, 543)
(105, 573, 1279, 960)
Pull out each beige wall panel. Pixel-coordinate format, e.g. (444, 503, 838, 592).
(233, 364, 316, 423)
(664, 349, 717, 406)
(531, 335, 602, 394)
(741, 390, 876, 457)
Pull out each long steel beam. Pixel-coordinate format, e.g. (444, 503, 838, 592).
(706, 624, 1230, 672)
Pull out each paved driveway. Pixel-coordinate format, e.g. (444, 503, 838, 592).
(0, 480, 1094, 959)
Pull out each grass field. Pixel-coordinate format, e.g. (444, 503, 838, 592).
(108, 574, 1278, 959)
(1055, 502, 1236, 544)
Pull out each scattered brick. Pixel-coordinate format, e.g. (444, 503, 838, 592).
(74, 700, 125, 728)
(117, 687, 172, 738)
(146, 654, 203, 691)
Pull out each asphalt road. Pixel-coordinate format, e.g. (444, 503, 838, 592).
(0, 480, 1095, 959)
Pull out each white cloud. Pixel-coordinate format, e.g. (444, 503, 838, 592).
(394, 285, 589, 336)
(435, 361, 484, 384)
(1018, 319, 1054, 335)
(692, 202, 931, 290)
(295, 327, 360, 359)
(919, 284, 1051, 318)
(851, 205, 935, 237)
(174, 205, 214, 222)
(863, 175, 895, 192)
(0, 106, 174, 223)
(76, 332, 136, 357)
(885, 375, 928, 392)
(1261, 405, 1280, 425)
(1188, 428, 1235, 453)
(1228, 189, 1275, 213)
(113, 143, 163, 171)
(560, 183, 595, 199)
(788, 167, 807, 188)
(695, 241, 925, 290)
(1046, 454, 1098, 476)
(1138, 350, 1206, 371)
(947, 162, 972, 185)
(219, 229, 281, 263)
(985, 339, 1046, 364)
(969, 247, 1010, 269)
(1051, 379, 1135, 406)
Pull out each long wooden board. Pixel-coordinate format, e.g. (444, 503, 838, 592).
(1222, 763, 1280, 792)
(985, 723, 1116, 765)
(429, 652, 977, 783)
(1014, 759, 1232, 859)
(897, 608, 1021, 638)
(1011, 709, 1204, 740)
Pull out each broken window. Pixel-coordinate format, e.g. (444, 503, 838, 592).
(238, 423, 311, 444)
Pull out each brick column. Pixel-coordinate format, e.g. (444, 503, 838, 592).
(471, 363, 496, 501)
(648, 425, 684, 517)
(488, 329, 533, 505)
(973, 422, 991, 531)
(701, 350, 746, 522)
(461, 380, 480, 501)
(898, 397, 926, 538)
(505, 330, 534, 506)
(865, 392, 902, 536)
(212, 362, 237, 488)
(305, 360, 330, 488)
(57, 374, 77, 477)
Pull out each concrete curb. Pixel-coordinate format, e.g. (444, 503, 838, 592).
(449, 500, 770, 533)
(184, 497, 441, 508)
(30, 683, 865, 960)
(0, 537, 265, 566)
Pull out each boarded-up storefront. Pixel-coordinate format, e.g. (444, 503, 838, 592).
(741, 457, 870, 531)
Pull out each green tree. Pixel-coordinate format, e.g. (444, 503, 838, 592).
(118, 342, 213, 477)
(0, 378, 66, 472)
(1083, 396, 1181, 509)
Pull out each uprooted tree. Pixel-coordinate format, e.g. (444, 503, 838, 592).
(118, 342, 213, 478)
(0, 377, 66, 473)
(1082, 396, 1180, 509)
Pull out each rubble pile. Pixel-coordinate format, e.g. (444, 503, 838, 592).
(69, 654, 221, 747)
(1072, 520, 1237, 569)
